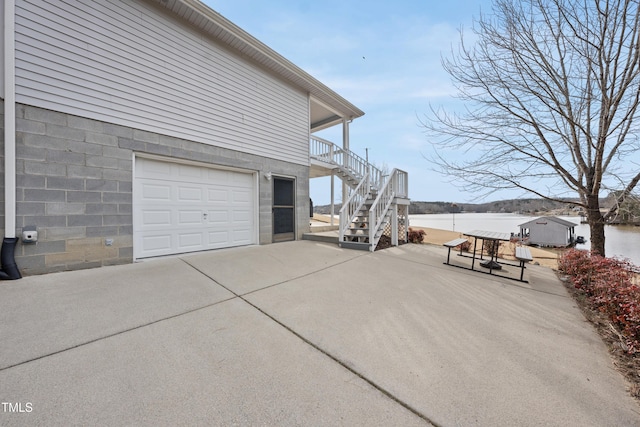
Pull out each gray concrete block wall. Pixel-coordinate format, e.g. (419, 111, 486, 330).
(14, 104, 134, 274)
(5, 103, 309, 276)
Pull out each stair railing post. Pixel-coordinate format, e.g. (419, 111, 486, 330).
(365, 147, 369, 184)
(329, 141, 333, 163)
(342, 147, 348, 210)
(330, 170, 335, 226)
(369, 201, 375, 252)
(339, 201, 345, 243)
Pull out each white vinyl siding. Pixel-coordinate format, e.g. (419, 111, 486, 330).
(14, 0, 309, 165)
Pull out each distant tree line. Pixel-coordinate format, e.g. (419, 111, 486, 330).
(407, 199, 575, 215)
(314, 198, 578, 215)
(314, 194, 640, 224)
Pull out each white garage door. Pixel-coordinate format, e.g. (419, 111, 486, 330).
(134, 157, 256, 259)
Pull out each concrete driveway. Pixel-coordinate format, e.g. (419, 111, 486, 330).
(0, 240, 638, 426)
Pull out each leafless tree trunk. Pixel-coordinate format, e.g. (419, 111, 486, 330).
(424, 0, 640, 256)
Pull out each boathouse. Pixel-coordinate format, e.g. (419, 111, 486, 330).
(518, 216, 577, 247)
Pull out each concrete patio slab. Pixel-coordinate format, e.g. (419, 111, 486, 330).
(0, 257, 234, 370)
(245, 244, 640, 426)
(182, 240, 365, 295)
(0, 298, 426, 426)
(1, 241, 639, 425)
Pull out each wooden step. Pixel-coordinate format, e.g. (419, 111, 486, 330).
(345, 231, 368, 236)
(339, 240, 370, 251)
(302, 232, 338, 244)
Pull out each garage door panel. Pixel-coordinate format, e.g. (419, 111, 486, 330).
(232, 229, 252, 244)
(178, 210, 203, 225)
(141, 234, 173, 253)
(207, 210, 229, 223)
(134, 158, 256, 259)
(140, 158, 173, 178)
(141, 210, 172, 226)
(206, 168, 229, 182)
(177, 163, 205, 180)
(233, 210, 251, 222)
(207, 189, 228, 203)
(141, 183, 172, 201)
(208, 231, 230, 245)
(178, 232, 204, 249)
(178, 186, 203, 202)
(232, 189, 251, 203)
(230, 181, 252, 191)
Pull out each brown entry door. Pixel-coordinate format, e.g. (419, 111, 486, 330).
(273, 177, 295, 242)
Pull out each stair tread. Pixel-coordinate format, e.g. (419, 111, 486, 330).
(339, 240, 370, 251)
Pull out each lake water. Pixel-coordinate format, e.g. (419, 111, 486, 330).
(409, 212, 640, 266)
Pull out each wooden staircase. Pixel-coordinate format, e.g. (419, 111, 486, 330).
(310, 136, 410, 251)
(340, 190, 392, 250)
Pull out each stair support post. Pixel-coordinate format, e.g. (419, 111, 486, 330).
(391, 203, 398, 246)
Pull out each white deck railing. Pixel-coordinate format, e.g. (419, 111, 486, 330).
(339, 172, 370, 242)
(311, 136, 409, 251)
(310, 136, 384, 189)
(368, 169, 408, 250)
(393, 169, 409, 198)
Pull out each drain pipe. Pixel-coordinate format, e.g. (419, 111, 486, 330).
(1, 0, 21, 280)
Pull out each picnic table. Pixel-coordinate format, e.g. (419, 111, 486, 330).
(442, 230, 531, 283)
(464, 230, 511, 272)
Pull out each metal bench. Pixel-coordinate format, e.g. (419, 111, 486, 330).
(515, 246, 533, 281)
(443, 238, 469, 265)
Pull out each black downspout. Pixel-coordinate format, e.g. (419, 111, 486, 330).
(0, 237, 21, 280)
(4, 2, 20, 280)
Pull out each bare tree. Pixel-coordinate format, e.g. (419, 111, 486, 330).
(607, 191, 640, 223)
(425, 0, 640, 256)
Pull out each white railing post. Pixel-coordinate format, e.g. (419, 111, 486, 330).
(330, 171, 335, 226)
(369, 207, 375, 251)
(329, 141, 333, 163)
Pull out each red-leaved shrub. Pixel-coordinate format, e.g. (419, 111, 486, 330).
(559, 249, 640, 353)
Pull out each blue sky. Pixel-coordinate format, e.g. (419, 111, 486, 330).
(204, 0, 496, 204)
